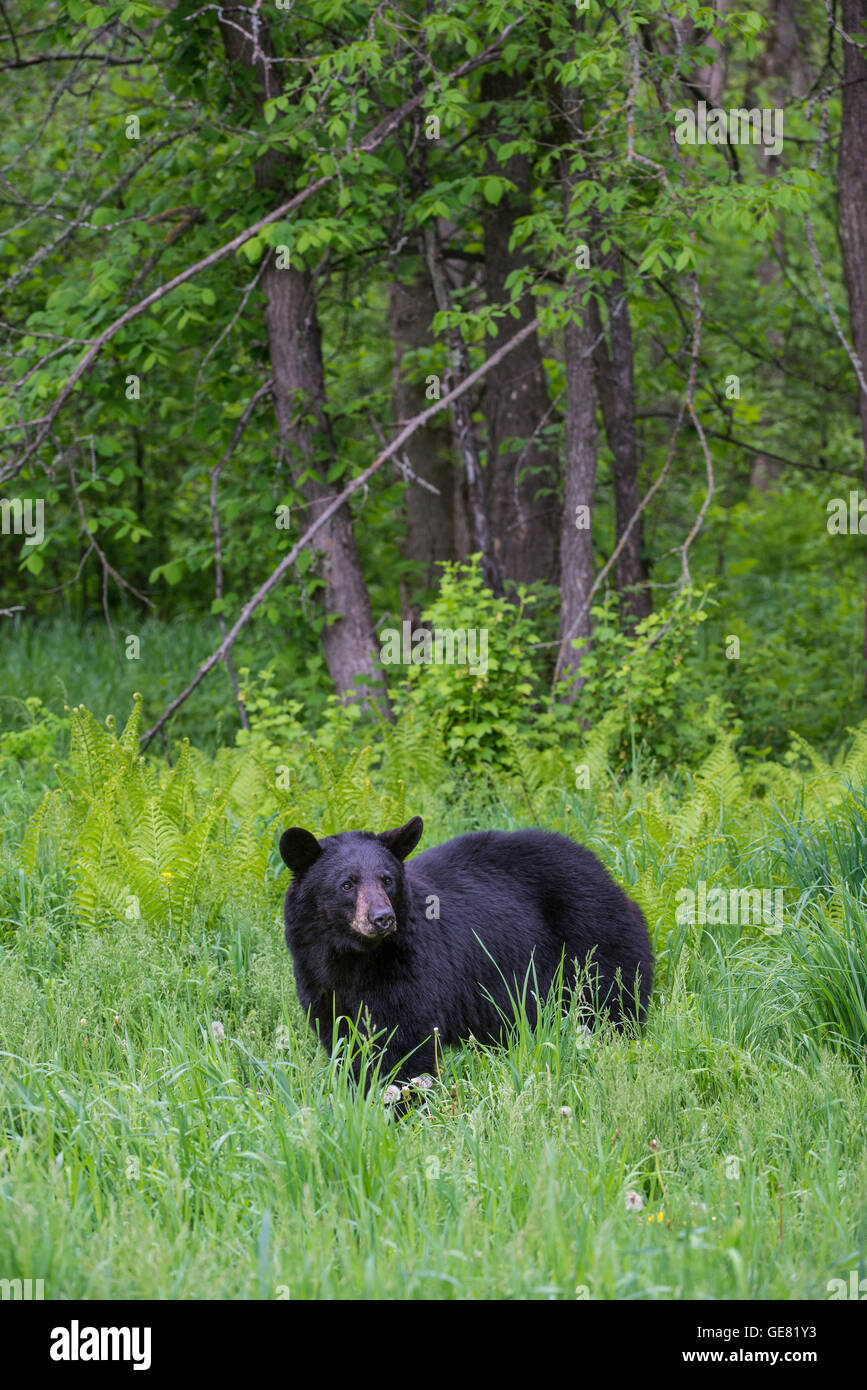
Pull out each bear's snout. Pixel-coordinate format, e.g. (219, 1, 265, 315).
(350, 884, 396, 939)
(367, 907, 396, 937)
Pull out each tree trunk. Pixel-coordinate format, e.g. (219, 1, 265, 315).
(559, 306, 599, 695)
(748, 0, 808, 492)
(557, 155, 598, 692)
(219, 4, 385, 707)
(387, 272, 456, 620)
(263, 261, 385, 700)
(481, 69, 560, 590)
(589, 249, 651, 630)
(422, 222, 503, 594)
(838, 0, 867, 691)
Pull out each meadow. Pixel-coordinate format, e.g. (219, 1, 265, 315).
(1, 619, 866, 1301)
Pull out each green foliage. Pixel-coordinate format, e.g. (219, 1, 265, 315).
(234, 664, 307, 763)
(0, 696, 67, 775)
(1, 0, 861, 773)
(569, 587, 729, 768)
(691, 486, 866, 756)
(388, 556, 550, 771)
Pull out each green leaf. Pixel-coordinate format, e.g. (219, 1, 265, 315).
(20, 549, 44, 575)
(150, 559, 184, 586)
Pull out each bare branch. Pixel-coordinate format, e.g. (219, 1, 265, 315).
(209, 376, 275, 730)
(67, 454, 153, 650)
(140, 313, 541, 749)
(0, 53, 146, 69)
(804, 97, 867, 399)
(552, 265, 705, 685)
(2, 16, 525, 485)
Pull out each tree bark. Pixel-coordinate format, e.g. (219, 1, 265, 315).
(589, 249, 651, 629)
(423, 222, 503, 594)
(219, 4, 385, 706)
(480, 68, 560, 590)
(748, 0, 808, 492)
(838, 0, 867, 691)
(262, 261, 385, 700)
(557, 152, 599, 693)
(387, 272, 456, 620)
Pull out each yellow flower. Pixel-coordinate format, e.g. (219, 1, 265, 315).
(161, 871, 173, 879)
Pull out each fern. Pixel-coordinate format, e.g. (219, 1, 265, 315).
(22, 697, 867, 956)
(161, 740, 195, 829)
(18, 790, 58, 877)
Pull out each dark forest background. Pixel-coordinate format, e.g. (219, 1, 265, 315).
(2, 0, 867, 770)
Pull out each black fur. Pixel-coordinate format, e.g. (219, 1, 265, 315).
(280, 818, 653, 1083)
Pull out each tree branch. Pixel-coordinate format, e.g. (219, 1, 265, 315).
(209, 376, 275, 731)
(140, 314, 541, 749)
(2, 17, 526, 485)
(552, 267, 705, 686)
(1, 53, 146, 69)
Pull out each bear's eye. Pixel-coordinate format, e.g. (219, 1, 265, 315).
(340, 879, 355, 893)
(381, 874, 393, 887)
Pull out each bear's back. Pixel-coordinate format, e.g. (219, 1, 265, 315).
(407, 827, 621, 900)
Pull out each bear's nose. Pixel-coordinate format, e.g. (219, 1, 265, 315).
(369, 908, 396, 936)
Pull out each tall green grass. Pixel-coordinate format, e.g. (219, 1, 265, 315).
(1, 640, 867, 1298)
(1, 777, 866, 1297)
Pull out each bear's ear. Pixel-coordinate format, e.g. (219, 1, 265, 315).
(378, 816, 424, 862)
(279, 828, 323, 876)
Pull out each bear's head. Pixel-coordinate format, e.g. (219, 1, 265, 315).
(279, 817, 424, 952)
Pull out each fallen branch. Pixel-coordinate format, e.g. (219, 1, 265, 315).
(140, 313, 541, 751)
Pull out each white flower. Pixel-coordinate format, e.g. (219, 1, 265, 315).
(382, 1084, 402, 1106)
(560, 1106, 572, 1118)
(211, 1021, 225, 1042)
(410, 1074, 435, 1091)
(625, 1190, 645, 1212)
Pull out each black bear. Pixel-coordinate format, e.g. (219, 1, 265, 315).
(279, 818, 652, 1085)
